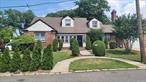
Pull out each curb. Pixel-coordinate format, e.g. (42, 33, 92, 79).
(0, 67, 145, 77)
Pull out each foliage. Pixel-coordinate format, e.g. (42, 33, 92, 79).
(1, 48, 11, 72)
(10, 48, 21, 72)
(41, 45, 53, 70)
(85, 35, 91, 50)
(71, 39, 80, 56)
(21, 49, 31, 72)
(113, 14, 138, 52)
(92, 40, 105, 56)
(87, 29, 103, 43)
(104, 38, 108, 49)
(30, 50, 40, 71)
(53, 39, 58, 52)
(11, 34, 34, 51)
(58, 39, 63, 51)
(109, 41, 117, 49)
(70, 38, 74, 50)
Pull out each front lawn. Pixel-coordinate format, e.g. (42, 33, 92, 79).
(69, 58, 138, 71)
(106, 49, 141, 62)
(53, 51, 73, 64)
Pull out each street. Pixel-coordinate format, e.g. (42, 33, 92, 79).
(0, 69, 146, 82)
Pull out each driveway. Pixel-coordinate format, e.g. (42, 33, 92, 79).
(0, 69, 146, 82)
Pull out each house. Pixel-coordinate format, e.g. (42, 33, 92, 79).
(25, 16, 114, 48)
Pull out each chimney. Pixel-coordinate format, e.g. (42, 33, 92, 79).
(111, 9, 117, 22)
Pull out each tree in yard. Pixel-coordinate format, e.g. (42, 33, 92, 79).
(10, 48, 21, 72)
(87, 29, 103, 43)
(35, 40, 42, 66)
(70, 38, 74, 50)
(1, 48, 11, 72)
(85, 35, 91, 50)
(30, 50, 40, 71)
(41, 45, 53, 70)
(53, 39, 58, 52)
(21, 49, 31, 72)
(114, 14, 138, 53)
(58, 39, 63, 51)
(71, 39, 80, 56)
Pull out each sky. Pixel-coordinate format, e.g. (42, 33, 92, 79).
(0, 0, 146, 19)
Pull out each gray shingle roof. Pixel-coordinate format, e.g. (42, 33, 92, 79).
(30, 17, 114, 34)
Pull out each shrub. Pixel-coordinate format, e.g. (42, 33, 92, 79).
(21, 49, 31, 72)
(35, 40, 42, 66)
(0, 55, 2, 72)
(41, 45, 53, 70)
(30, 50, 40, 71)
(104, 39, 108, 49)
(10, 48, 21, 72)
(11, 34, 34, 52)
(92, 40, 105, 56)
(58, 39, 63, 51)
(53, 39, 58, 52)
(70, 38, 74, 50)
(85, 35, 91, 50)
(71, 39, 80, 56)
(1, 48, 11, 72)
(87, 29, 103, 43)
(109, 41, 117, 49)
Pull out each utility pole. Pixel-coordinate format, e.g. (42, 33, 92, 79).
(135, 0, 146, 63)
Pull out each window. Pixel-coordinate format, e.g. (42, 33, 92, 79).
(92, 21, 97, 27)
(65, 19, 71, 26)
(34, 32, 45, 41)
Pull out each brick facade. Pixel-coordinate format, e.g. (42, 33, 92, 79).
(26, 31, 56, 48)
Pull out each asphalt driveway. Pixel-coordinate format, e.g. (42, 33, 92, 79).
(0, 69, 146, 82)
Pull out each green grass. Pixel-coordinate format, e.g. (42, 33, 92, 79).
(53, 51, 73, 64)
(106, 49, 141, 62)
(69, 58, 138, 71)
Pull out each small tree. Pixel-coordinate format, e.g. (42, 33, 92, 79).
(41, 45, 53, 70)
(87, 29, 103, 43)
(85, 35, 91, 50)
(1, 48, 11, 72)
(30, 50, 40, 71)
(58, 39, 63, 51)
(21, 49, 31, 72)
(35, 40, 42, 66)
(53, 39, 58, 52)
(71, 39, 80, 56)
(70, 38, 74, 50)
(10, 48, 21, 72)
(104, 38, 108, 49)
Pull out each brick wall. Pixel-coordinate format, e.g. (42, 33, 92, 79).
(25, 31, 56, 48)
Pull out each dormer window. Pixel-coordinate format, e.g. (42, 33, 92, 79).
(65, 19, 71, 26)
(92, 21, 97, 27)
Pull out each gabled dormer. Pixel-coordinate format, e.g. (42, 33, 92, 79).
(89, 18, 100, 29)
(61, 16, 74, 27)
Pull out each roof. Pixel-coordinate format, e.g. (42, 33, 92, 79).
(101, 25, 114, 33)
(31, 17, 89, 33)
(28, 17, 114, 34)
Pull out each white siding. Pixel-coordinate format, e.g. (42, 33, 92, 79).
(62, 16, 74, 27)
(26, 20, 53, 31)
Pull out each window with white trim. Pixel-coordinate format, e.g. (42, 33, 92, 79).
(92, 21, 98, 27)
(65, 19, 71, 26)
(34, 32, 45, 41)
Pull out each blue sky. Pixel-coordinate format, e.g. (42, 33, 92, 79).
(0, 0, 145, 18)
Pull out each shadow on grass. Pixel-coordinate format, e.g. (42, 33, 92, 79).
(106, 49, 138, 55)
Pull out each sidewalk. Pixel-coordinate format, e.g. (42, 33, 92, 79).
(50, 52, 146, 74)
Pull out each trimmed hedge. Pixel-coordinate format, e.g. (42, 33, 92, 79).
(71, 39, 80, 56)
(92, 40, 105, 56)
(85, 35, 91, 50)
(53, 39, 58, 52)
(109, 41, 117, 49)
(58, 39, 63, 51)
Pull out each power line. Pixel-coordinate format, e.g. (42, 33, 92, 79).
(0, 0, 75, 9)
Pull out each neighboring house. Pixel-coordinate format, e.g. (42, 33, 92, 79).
(25, 16, 114, 48)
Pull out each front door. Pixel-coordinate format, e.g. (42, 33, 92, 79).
(77, 35, 83, 47)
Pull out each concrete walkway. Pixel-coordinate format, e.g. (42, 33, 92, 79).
(50, 55, 146, 74)
(80, 50, 93, 56)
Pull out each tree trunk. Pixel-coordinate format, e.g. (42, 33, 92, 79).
(135, 0, 146, 63)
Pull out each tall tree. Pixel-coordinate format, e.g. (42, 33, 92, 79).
(114, 14, 138, 53)
(135, 0, 146, 62)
